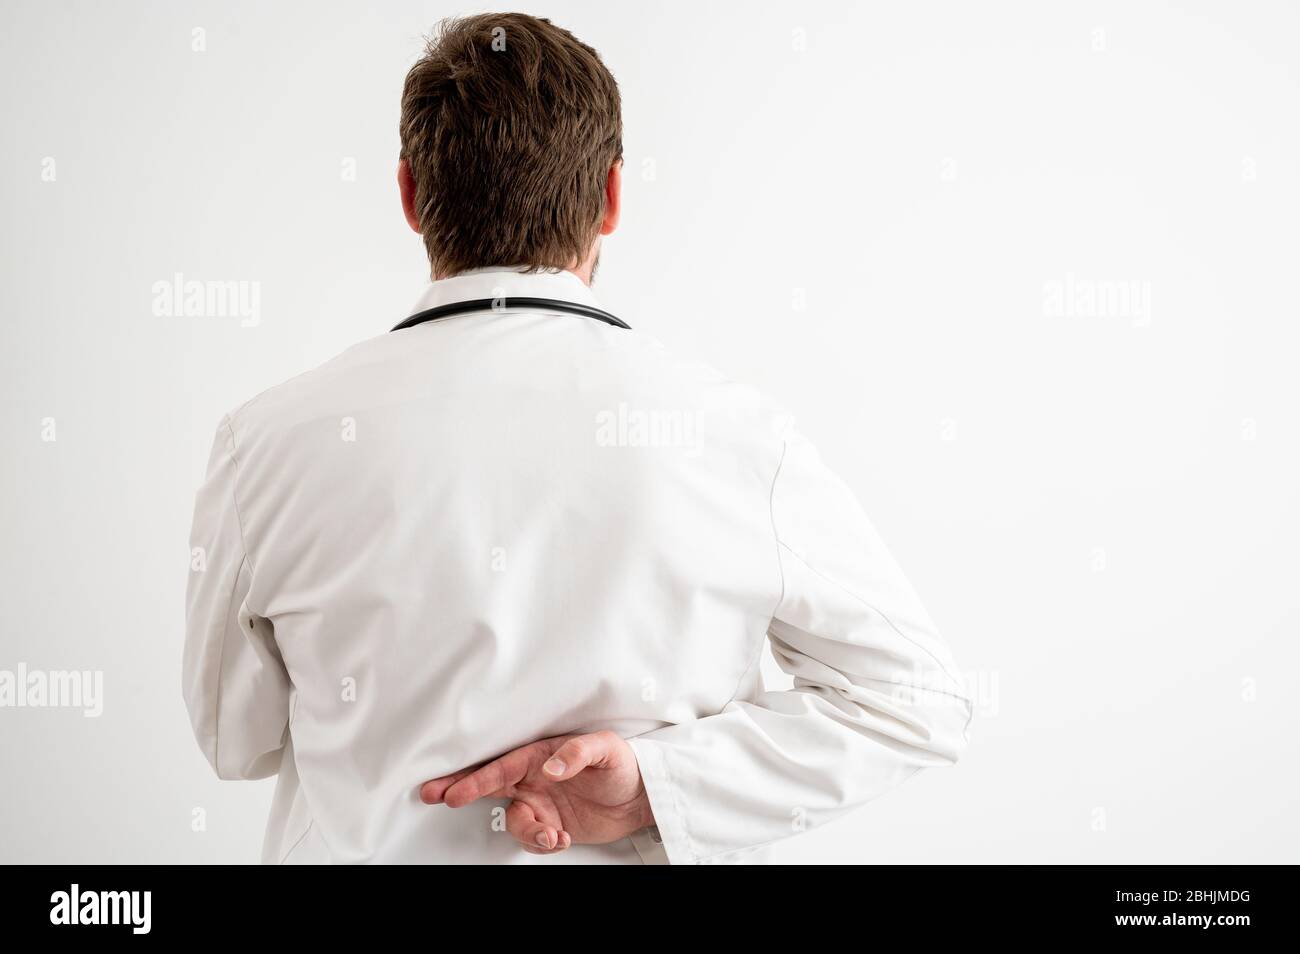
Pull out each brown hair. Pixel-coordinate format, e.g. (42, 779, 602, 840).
(399, 13, 622, 277)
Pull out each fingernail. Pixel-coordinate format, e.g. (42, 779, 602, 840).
(536, 831, 551, 848)
(543, 758, 566, 776)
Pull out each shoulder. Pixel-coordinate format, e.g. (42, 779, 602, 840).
(221, 331, 396, 443)
(604, 330, 796, 454)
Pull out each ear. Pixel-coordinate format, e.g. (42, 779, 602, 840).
(599, 159, 622, 236)
(398, 159, 421, 234)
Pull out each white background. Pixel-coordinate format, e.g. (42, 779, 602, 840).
(1, 0, 1297, 863)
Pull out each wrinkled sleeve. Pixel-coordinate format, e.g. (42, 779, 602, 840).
(628, 421, 972, 863)
(182, 415, 289, 780)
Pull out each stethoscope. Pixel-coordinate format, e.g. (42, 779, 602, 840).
(392, 297, 631, 333)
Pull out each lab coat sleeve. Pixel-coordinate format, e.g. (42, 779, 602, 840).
(182, 415, 290, 781)
(627, 421, 972, 863)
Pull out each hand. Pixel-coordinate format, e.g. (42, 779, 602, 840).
(419, 730, 655, 854)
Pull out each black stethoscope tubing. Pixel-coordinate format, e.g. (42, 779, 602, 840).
(391, 297, 630, 333)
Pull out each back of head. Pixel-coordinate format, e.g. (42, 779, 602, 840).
(399, 13, 623, 277)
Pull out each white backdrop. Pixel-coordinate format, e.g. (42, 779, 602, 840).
(1, 0, 1297, 863)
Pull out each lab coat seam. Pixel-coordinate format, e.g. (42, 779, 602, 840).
(630, 738, 697, 864)
(210, 552, 248, 777)
(278, 820, 315, 865)
(767, 419, 793, 623)
(837, 675, 973, 708)
(210, 417, 259, 778)
(220, 417, 257, 578)
(722, 420, 792, 710)
(693, 833, 789, 864)
(657, 743, 699, 865)
(775, 540, 967, 694)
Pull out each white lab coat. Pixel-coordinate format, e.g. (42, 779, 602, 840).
(183, 267, 972, 864)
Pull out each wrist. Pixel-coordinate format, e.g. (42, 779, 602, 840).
(634, 787, 657, 830)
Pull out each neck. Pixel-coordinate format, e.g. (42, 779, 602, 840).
(431, 244, 600, 287)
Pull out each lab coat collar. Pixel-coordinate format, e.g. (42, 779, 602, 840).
(406, 267, 603, 318)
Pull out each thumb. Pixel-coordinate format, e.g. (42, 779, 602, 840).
(541, 731, 621, 782)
